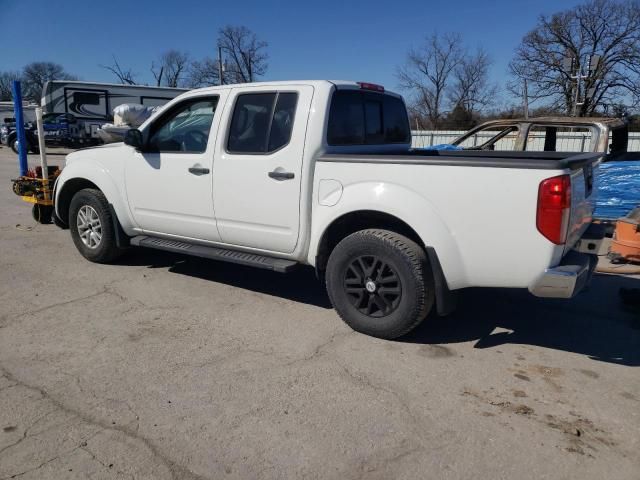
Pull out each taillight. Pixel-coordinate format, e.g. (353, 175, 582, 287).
(537, 174, 571, 245)
(357, 82, 385, 92)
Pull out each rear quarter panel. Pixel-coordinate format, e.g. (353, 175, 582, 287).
(310, 161, 567, 290)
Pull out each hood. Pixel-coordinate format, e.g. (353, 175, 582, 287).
(64, 142, 125, 166)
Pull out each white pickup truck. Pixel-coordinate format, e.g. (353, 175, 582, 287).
(53, 80, 603, 339)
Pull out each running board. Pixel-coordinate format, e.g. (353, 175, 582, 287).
(130, 235, 298, 273)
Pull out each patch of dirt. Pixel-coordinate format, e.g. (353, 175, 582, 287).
(545, 413, 617, 455)
(417, 344, 455, 358)
(528, 365, 564, 392)
(462, 389, 534, 416)
(577, 369, 599, 379)
(529, 365, 563, 377)
(512, 390, 528, 398)
(461, 387, 617, 457)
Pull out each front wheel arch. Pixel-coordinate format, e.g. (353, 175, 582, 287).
(57, 178, 100, 225)
(69, 188, 125, 263)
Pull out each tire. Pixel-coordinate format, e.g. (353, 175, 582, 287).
(9, 137, 19, 154)
(326, 229, 435, 339)
(69, 188, 125, 263)
(31, 204, 53, 224)
(52, 211, 68, 229)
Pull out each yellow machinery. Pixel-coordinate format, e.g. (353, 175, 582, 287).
(11, 166, 60, 223)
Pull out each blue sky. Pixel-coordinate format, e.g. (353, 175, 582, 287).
(1, 0, 584, 105)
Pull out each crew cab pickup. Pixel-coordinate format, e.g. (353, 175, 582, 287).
(53, 80, 603, 339)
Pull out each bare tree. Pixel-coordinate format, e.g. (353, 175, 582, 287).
(22, 62, 76, 101)
(397, 33, 463, 129)
(509, 0, 640, 116)
(188, 57, 221, 88)
(100, 55, 137, 85)
(218, 25, 268, 84)
(151, 50, 189, 87)
(450, 48, 497, 117)
(0, 71, 21, 101)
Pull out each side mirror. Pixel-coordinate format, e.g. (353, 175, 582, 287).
(124, 129, 144, 150)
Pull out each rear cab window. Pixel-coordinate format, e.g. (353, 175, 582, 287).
(327, 90, 410, 145)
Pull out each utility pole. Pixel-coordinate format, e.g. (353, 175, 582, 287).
(523, 78, 529, 119)
(564, 54, 600, 117)
(218, 46, 224, 86)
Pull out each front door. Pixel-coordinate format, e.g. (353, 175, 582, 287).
(125, 94, 225, 241)
(212, 86, 314, 253)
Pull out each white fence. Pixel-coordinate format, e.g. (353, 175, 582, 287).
(411, 130, 640, 151)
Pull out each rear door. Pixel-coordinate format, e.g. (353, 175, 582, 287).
(212, 85, 314, 253)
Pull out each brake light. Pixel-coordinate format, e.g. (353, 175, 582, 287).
(537, 174, 571, 245)
(357, 82, 385, 92)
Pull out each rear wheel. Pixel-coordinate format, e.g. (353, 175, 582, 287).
(326, 229, 434, 339)
(69, 188, 125, 263)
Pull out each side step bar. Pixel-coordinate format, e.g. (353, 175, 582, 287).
(130, 235, 298, 273)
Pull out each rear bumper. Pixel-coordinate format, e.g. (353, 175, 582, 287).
(529, 251, 598, 299)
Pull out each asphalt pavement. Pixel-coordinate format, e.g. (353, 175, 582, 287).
(1, 146, 639, 479)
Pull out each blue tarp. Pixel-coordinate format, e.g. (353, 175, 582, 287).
(594, 160, 640, 220)
(420, 144, 463, 151)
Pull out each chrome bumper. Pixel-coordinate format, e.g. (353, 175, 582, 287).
(529, 251, 598, 299)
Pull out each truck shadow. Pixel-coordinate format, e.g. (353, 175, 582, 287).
(117, 249, 639, 367)
(403, 274, 640, 367)
(116, 248, 333, 309)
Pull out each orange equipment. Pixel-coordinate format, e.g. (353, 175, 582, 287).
(609, 207, 640, 264)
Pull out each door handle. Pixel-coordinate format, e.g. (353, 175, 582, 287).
(268, 170, 295, 180)
(188, 166, 210, 175)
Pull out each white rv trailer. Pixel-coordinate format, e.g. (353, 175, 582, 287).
(0, 101, 38, 124)
(41, 80, 188, 138)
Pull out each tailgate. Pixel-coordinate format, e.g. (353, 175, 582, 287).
(565, 154, 601, 251)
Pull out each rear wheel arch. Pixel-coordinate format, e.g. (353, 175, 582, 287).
(315, 210, 455, 316)
(316, 210, 425, 273)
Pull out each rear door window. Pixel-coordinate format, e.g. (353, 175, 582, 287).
(227, 92, 298, 154)
(327, 90, 410, 145)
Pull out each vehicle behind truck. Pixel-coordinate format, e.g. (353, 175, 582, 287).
(442, 117, 640, 220)
(50, 80, 603, 339)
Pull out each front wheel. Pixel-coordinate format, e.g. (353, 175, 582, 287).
(69, 188, 125, 263)
(326, 229, 435, 339)
(9, 137, 20, 154)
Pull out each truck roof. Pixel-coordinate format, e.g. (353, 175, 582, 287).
(187, 80, 403, 98)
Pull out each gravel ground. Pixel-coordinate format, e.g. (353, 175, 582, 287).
(1, 146, 639, 480)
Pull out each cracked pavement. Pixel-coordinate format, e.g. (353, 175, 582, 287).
(1, 148, 639, 479)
